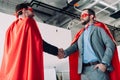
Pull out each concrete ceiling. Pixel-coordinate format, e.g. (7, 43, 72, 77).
(0, 0, 120, 45)
(0, 0, 120, 27)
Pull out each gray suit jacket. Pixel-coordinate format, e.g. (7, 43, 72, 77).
(64, 25, 115, 73)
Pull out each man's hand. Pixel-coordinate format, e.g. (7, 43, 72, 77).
(94, 63, 107, 72)
(57, 48, 65, 59)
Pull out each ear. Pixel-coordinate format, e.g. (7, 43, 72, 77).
(90, 15, 95, 19)
(22, 8, 28, 17)
(22, 8, 26, 13)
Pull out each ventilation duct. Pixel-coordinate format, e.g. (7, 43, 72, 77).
(109, 0, 120, 19)
(110, 10, 120, 19)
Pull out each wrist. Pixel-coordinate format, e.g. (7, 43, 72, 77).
(101, 63, 108, 67)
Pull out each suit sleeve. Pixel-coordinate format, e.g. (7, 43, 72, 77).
(99, 28, 115, 65)
(43, 40, 58, 56)
(64, 41, 78, 57)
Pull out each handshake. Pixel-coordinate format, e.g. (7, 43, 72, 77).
(57, 48, 65, 59)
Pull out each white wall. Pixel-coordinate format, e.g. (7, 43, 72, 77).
(117, 45, 120, 61)
(0, 13, 16, 66)
(0, 12, 71, 80)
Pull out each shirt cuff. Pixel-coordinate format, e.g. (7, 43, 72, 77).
(64, 50, 68, 58)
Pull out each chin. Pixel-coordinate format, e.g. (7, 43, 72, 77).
(81, 21, 87, 25)
(81, 21, 85, 25)
(28, 15, 34, 18)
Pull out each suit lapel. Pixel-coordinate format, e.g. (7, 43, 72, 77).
(89, 25, 96, 37)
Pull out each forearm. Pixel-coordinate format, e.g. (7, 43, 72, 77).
(102, 41, 115, 64)
(43, 40, 58, 56)
(64, 41, 78, 57)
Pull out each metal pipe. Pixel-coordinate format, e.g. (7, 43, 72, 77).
(30, 0, 79, 19)
(85, 0, 99, 8)
(75, 0, 117, 13)
(96, 0, 120, 14)
(98, 1, 117, 11)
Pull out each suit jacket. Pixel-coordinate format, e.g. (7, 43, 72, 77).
(64, 25, 115, 73)
(67, 21, 120, 80)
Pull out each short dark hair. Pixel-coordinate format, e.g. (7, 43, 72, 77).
(15, 3, 30, 15)
(82, 8, 95, 16)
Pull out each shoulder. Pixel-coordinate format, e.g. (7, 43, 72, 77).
(94, 21, 109, 31)
(8, 19, 18, 30)
(23, 18, 37, 29)
(94, 21, 106, 27)
(93, 25, 105, 33)
(24, 18, 35, 24)
(93, 21, 107, 31)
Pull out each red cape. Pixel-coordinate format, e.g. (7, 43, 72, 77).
(0, 18, 44, 80)
(69, 21, 120, 80)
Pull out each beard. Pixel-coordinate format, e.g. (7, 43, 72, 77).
(81, 17, 90, 25)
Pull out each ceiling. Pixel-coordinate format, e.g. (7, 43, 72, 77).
(0, 0, 120, 44)
(0, 0, 120, 27)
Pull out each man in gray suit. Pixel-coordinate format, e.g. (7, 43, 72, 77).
(58, 8, 116, 80)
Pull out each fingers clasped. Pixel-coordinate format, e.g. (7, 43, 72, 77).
(57, 48, 65, 59)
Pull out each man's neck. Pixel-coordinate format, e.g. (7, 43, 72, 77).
(86, 20, 94, 26)
(84, 20, 94, 28)
(18, 15, 26, 19)
(89, 20, 94, 25)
